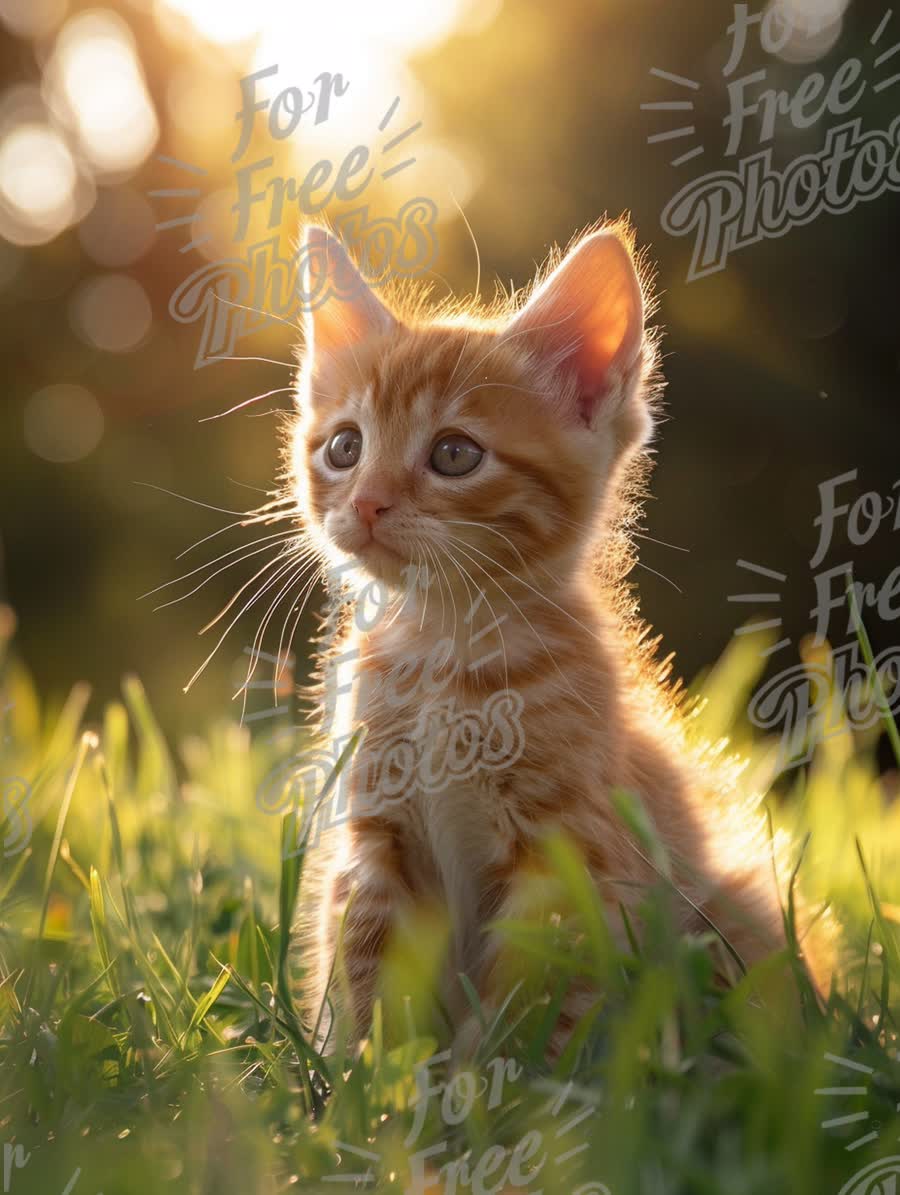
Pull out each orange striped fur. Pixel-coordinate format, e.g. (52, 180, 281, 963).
(287, 222, 830, 1057)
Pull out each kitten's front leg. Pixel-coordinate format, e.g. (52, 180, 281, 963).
(452, 846, 630, 1064)
(449, 853, 553, 1061)
(338, 813, 411, 1040)
(456, 930, 610, 1064)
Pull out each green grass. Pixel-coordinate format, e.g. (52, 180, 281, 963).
(1, 610, 899, 1195)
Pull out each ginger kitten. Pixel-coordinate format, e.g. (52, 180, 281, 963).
(287, 222, 826, 1056)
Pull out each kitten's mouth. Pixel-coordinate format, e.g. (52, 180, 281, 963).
(352, 535, 411, 587)
(359, 535, 405, 563)
(332, 523, 408, 574)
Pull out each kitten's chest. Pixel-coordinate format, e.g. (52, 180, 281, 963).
(353, 625, 497, 776)
(351, 661, 519, 895)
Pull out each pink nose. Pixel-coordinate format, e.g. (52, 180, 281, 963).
(353, 497, 392, 528)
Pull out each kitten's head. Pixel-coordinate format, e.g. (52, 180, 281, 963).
(290, 224, 657, 596)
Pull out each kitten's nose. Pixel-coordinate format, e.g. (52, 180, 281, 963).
(353, 497, 392, 528)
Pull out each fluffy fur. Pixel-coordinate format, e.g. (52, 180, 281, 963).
(284, 221, 829, 1056)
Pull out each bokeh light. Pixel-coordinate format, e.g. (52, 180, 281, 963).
(0, 121, 79, 245)
(4, 0, 894, 782)
(70, 273, 153, 352)
(77, 187, 156, 266)
(45, 9, 158, 176)
(770, 0, 848, 63)
(23, 383, 104, 462)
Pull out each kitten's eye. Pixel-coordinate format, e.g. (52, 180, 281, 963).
(327, 427, 362, 469)
(430, 434, 484, 478)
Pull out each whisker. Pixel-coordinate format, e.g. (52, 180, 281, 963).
(175, 516, 254, 560)
(275, 565, 324, 684)
(239, 571, 302, 716)
(423, 542, 446, 636)
(152, 544, 293, 612)
(225, 477, 274, 496)
(200, 546, 316, 634)
(635, 560, 683, 594)
(445, 535, 599, 713)
(439, 539, 476, 612)
(553, 511, 686, 590)
(554, 510, 689, 557)
(382, 581, 412, 632)
(199, 387, 295, 423)
(141, 531, 300, 600)
(437, 546, 460, 645)
(634, 530, 690, 553)
(417, 548, 431, 633)
(176, 509, 298, 560)
(437, 195, 482, 406)
(443, 543, 510, 693)
(183, 550, 312, 693)
(444, 520, 531, 571)
(197, 552, 298, 635)
(555, 509, 690, 558)
(213, 292, 301, 332)
(275, 563, 334, 716)
(206, 354, 295, 368)
(239, 560, 315, 720)
(246, 493, 302, 520)
(445, 534, 606, 647)
(454, 191, 482, 304)
(133, 482, 249, 516)
(433, 542, 475, 667)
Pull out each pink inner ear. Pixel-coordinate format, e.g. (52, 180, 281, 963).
(505, 232, 644, 412)
(301, 226, 395, 358)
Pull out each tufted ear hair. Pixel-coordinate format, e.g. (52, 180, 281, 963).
(502, 230, 644, 425)
(299, 225, 396, 360)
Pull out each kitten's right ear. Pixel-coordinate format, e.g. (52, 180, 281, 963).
(299, 225, 396, 360)
(502, 230, 644, 426)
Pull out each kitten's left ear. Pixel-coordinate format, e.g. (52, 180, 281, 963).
(300, 225, 397, 360)
(503, 230, 644, 424)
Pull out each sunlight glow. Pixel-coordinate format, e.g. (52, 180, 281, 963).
(158, 0, 260, 45)
(157, 0, 470, 52)
(153, 0, 493, 219)
(157, 0, 469, 145)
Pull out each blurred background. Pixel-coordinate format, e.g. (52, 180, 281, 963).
(0, 0, 898, 746)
